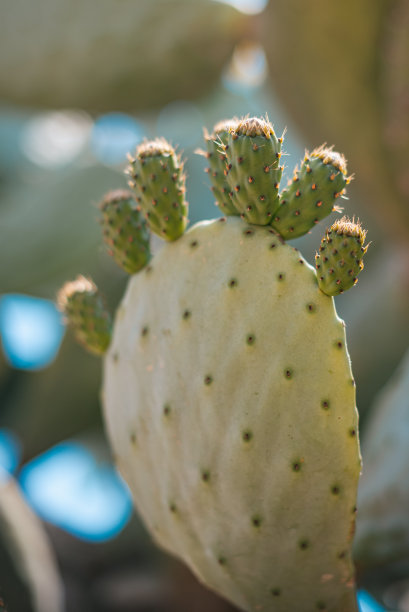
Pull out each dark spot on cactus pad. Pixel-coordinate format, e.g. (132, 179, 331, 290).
(141, 326, 149, 337)
(251, 515, 262, 528)
(271, 588, 281, 597)
(321, 400, 330, 410)
(130, 432, 137, 445)
(335, 340, 343, 349)
(349, 428, 356, 437)
(331, 485, 340, 495)
(145, 265, 153, 274)
(163, 404, 171, 416)
(169, 503, 177, 513)
(284, 368, 293, 379)
(242, 430, 253, 442)
(338, 551, 347, 559)
(201, 470, 210, 483)
(244, 228, 254, 236)
(246, 334, 255, 345)
(217, 556, 227, 566)
(204, 375, 213, 385)
(182, 310, 191, 320)
(219, 216, 226, 222)
(228, 278, 238, 288)
(269, 242, 277, 249)
(307, 303, 316, 313)
(299, 539, 310, 550)
(292, 461, 302, 472)
(190, 240, 198, 248)
(278, 273, 285, 281)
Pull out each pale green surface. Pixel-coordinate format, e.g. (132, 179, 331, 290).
(103, 217, 360, 611)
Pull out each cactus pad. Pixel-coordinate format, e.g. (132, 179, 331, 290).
(99, 190, 151, 274)
(315, 217, 368, 296)
(271, 146, 349, 240)
(223, 117, 283, 225)
(199, 119, 240, 216)
(58, 276, 111, 355)
(103, 217, 360, 612)
(127, 139, 188, 241)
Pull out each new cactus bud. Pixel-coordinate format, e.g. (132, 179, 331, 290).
(127, 138, 188, 241)
(223, 116, 283, 225)
(99, 189, 151, 275)
(198, 119, 240, 216)
(57, 276, 111, 355)
(315, 217, 369, 296)
(271, 145, 350, 240)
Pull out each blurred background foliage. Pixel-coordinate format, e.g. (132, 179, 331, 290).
(0, 0, 408, 610)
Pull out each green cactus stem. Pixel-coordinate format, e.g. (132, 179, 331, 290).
(127, 138, 188, 241)
(315, 217, 369, 296)
(57, 276, 112, 355)
(197, 119, 240, 216)
(223, 116, 283, 225)
(99, 189, 151, 274)
(271, 146, 351, 240)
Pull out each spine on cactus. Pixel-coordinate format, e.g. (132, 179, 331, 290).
(99, 189, 151, 274)
(222, 116, 284, 225)
(315, 217, 369, 295)
(126, 138, 188, 240)
(270, 146, 351, 240)
(197, 118, 240, 216)
(57, 276, 112, 355)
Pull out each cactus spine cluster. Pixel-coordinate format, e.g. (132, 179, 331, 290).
(59, 116, 369, 612)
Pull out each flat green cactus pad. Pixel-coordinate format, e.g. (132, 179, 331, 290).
(103, 216, 361, 612)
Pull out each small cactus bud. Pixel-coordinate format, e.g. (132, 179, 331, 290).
(126, 138, 188, 241)
(197, 118, 240, 216)
(57, 276, 112, 355)
(223, 116, 283, 225)
(271, 145, 351, 240)
(315, 217, 369, 296)
(99, 189, 151, 275)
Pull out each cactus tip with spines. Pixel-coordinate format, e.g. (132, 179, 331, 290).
(315, 216, 369, 296)
(271, 143, 351, 240)
(223, 115, 284, 225)
(57, 275, 112, 356)
(99, 189, 151, 275)
(127, 138, 188, 241)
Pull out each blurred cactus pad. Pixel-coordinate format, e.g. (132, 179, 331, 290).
(262, 0, 409, 243)
(354, 349, 409, 574)
(0, 0, 244, 112)
(60, 116, 370, 611)
(0, 472, 64, 612)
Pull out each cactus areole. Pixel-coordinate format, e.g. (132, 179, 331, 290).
(60, 117, 368, 612)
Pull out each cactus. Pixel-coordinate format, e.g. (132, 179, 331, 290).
(0, 472, 64, 612)
(59, 116, 369, 611)
(57, 276, 112, 356)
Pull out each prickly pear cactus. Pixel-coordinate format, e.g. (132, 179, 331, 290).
(59, 116, 369, 612)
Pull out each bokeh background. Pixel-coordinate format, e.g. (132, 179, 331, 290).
(0, 0, 408, 610)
